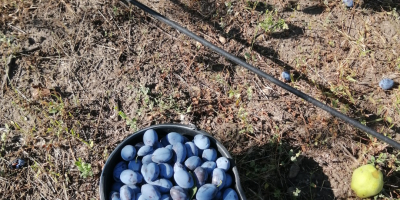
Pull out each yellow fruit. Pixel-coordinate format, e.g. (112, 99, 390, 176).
(351, 164, 384, 198)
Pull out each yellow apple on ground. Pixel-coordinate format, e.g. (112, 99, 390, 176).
(351, 164, 384, 198)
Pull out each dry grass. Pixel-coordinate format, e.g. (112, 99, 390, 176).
(1, 0, 400, 199)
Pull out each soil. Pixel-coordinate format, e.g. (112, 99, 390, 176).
(1, 0, 400, 199)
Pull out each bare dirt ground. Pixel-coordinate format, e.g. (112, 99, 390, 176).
(1, 0, 400, 199)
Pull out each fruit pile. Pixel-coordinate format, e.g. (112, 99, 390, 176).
(109, 129, 239, 200)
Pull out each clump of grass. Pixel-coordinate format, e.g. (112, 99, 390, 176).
(258, 9, 288, 33)
(75, 158, 93, 179)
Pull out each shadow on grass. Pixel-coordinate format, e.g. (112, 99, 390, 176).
(302, 5, 326, 15)
(361, 0, 400, 12)
(218, 127, 335, 200)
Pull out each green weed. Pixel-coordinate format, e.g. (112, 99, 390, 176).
(118, 110, 138, 131)
(75, 158, 93, 179)
(140, 86, 154, 110)
(244, 52, 257, 62)
(228, 88, 241, 100)
(246, 86, 253, 100)
(0, 33, 15, 47)
(369, 152, 400, 171)
(259, 10, 288, 33)
(238, 106, 254, 134)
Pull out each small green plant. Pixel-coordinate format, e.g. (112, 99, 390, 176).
(246, 86, 253, 100)
(244, 52, 257, 62)
(0, 33, 16, 48)
(238, 107, 254, 134)
(259, 10, 288, 33)
(369, 152, 400, 171)
(140, 86, 154, 110)
(118, 110, 138, 131)
(228, 88, 241, 99)
(113, 6, 119, 15)
(75, 158, 93, 179)
(48, 94, 65, 115)
(329, 84, 355, 104)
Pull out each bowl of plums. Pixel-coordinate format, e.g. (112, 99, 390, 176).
(100, 123, 246, 200)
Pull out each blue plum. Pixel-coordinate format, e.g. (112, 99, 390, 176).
(216, 157, 230, 171)
(150, 178, 173, 193)
(141, 184, 161, 200)
(194, 166, 208, 187)
(135, 193, 143, 200)
(196, 184, 218, 200)
(127, 184, 141, 194)
(173, 170, 194, 189)
(202, 148, 217, 162)
(137, 145, 154, 156)
(212, 168, 226, 189)
(172, 142, 187, 163)
(112, 182, 124, 192)
(201, 161, 217, 175)
(121, 145, 137, 161)
(144, 162, 160, 182)
(128, 159, 142, 172)
(343, 0, 353, 7)
(193, 135, 210, 150)
(152, 148, 173, 164)
(185, 142, 198, 157)
(167, 132, 184, 145)
(184, 156, 202, 171)
(142, 154, 153, 165)
(379, 78, 394, 90)
(222, 188, 239, 200)
(141, 164, 148, 182)
(120, 185, 135, 200)
(113, 161, 128, 182)
(165, 144, 173, 150)
(224, 174, 233, 188)
(281, 71, 291, 82)
(170, 186, 189, 200)
(143, 129, 158, 146)
(173, 162, 187, 172)
(120, 169, 143, 185)
(159, 163, 174, 179)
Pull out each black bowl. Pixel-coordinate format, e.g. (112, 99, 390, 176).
(99, 123, 247, 200)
